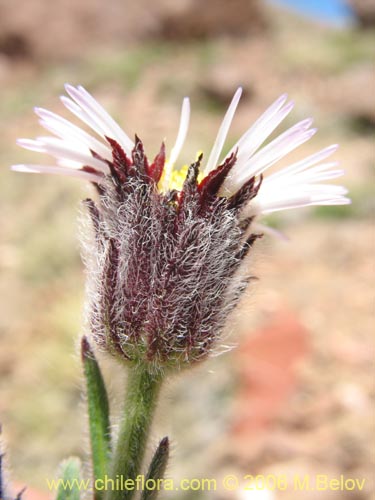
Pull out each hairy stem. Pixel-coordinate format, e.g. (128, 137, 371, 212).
(106, 366, 163, 500)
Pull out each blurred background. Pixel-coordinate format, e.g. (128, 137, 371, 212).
(0, 0, 374, 498)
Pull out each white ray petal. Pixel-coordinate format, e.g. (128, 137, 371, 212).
(11, 164, 103, 182)
(57, 159, 83, 168)
(35, 107, 112, 159)
(257, 191, 350, 214)
(65, 84, 134, 154)
(222, 126, 317, 195)
(227, 96, 294, 165)
(203, 87, 242, 175)
(299, 161, 340, 174)
(292, 169, 345, 183)
(242, 116, 314, 161)
(237, 102, 296, 166)
(232, 93, 289, 151)
(267, 144, 339, 181)
(61, 95, 116, 141)
(298, 183, 349, 195)
(163, 97, 190, 191)
(264, 163, 343, 187)
(17, 138, 46, 153)
(35, 135, 90, 154)
(77, 85, 134, 152)
(263, 161, 339, 186)
(259, 183, 348, 204)
(319, 196, 349, 205)
(244, 126, 315, 173)
(17, 138, 109, 173)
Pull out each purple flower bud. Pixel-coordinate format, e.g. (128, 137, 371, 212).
(85, 137, 261, 368)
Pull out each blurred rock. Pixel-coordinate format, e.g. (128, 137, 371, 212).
(231, 309, 308, 448)
(0, 32, 32, 61)
(328, 65, 375, 128)
(200, 66, 254, 106)
(0, 0, 158, 61)
(349, 0, 375, 28)
(0, 0, 267, 62)
(0, 54, 13, 82)
(158, 0, 266, 40)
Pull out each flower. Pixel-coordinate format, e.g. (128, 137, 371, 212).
(12, 85, 350, 369)
(13, 85, 349, 213)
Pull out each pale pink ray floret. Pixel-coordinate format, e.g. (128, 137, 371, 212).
(12, 84, 350, 218)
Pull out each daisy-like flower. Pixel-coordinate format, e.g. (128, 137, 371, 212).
(12, 85, 349, 369)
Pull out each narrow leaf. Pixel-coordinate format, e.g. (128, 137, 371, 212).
(56, 457, 81, 500)
(141, 437, 169, 500)
(81, 336, 111, 499)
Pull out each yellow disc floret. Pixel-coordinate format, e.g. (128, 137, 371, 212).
(159, 151, 204, 192)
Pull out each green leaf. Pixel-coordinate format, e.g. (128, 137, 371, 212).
(56, 457, 82, 500)
(140, 437, 169, 500)
(81, 336, 111, 499)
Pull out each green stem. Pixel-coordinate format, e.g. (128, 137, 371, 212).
(106, 365, 163, 500)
